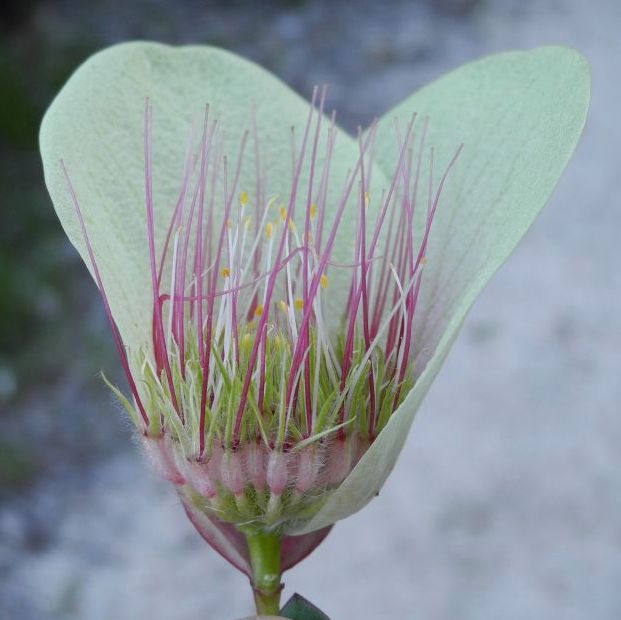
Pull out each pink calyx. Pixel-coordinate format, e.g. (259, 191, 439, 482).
(220, 449, 246, 498)
(295, 445, 322, 494)
(143, 433, 186, 485)
(266, 450, 289, 497)
(244, 440, 267, 490)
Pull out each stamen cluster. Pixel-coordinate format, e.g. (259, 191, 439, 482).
(66, 88, 459, 529)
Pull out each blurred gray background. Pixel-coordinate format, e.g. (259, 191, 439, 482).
(0, 0, 620, 618)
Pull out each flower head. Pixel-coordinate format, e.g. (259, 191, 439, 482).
(40, 42, 589, 576)
(64, 89, 461, 533)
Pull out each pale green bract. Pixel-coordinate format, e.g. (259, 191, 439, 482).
(39, 43, 590, 536)
(40, 42, 378, 352)
(296, 46, 590, 534)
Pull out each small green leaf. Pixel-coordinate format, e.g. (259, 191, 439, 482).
(280, 593, 331, 620)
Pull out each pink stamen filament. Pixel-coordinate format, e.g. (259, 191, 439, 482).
(61, 161, 150, 428)
(144, 100, 182, 420)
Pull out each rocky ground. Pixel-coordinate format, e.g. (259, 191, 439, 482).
(1, 0, 620, 618)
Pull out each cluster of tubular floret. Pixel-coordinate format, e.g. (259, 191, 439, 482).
(64, 88, 459, 529)
(143, 432, 370, 524)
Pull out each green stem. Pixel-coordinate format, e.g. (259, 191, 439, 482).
(245, 530, 283, 615)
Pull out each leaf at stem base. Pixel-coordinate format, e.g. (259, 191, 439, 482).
(280, 593, 331, 620)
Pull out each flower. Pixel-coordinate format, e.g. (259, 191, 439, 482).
(40, 42, 589, 612)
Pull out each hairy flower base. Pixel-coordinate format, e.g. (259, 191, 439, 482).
(146, 432, 371, 528)
(136, 324, 413, 528)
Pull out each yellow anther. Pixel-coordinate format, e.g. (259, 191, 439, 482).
(221, 267, 231, 278)
(240, 191, 249, 206)
(310, 203, 318, 218)
(280, 205, 288, 221)
(294, 297, 304, 311)
(226, 218, 233, 229)
(320, 274, 329, 289)
(421, 256, 429, 265)
(279, 300, 289, 313)
(254, 304, 265, 317)
(288, 219, 297, 232)
(364, 191, 370, 206)
(265, 222, 274, 239)
(244, 215, 252, 229)
(242, 333, 253, 347)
